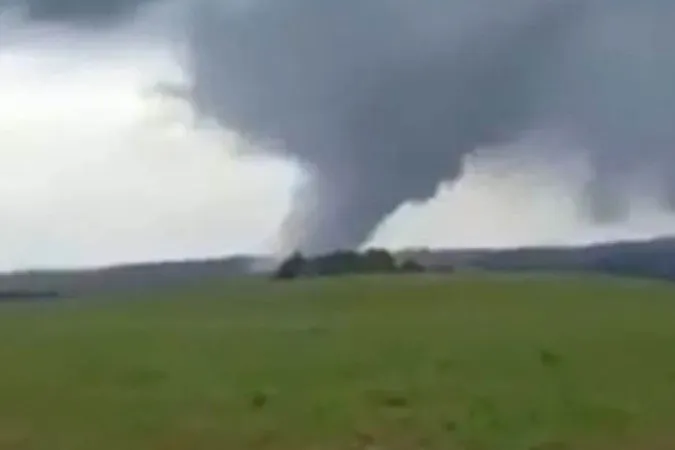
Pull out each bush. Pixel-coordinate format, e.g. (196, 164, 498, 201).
(400, 259, 425, 273)
(273, 252, 306, 280)
(272, 249, 427, 280)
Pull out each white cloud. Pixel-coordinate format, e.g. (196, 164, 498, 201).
(0, 34, 299, 270)
(370, 134, 675, 250)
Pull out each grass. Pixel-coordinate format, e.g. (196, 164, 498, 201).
(0, 274, 675, 449)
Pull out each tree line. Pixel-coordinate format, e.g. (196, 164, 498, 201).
(273, 249, 426, 280)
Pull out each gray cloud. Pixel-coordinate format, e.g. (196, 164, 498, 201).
(4, 0, 675, 254)
(545, 0, 675, 221)
(0, 0, 157, 24)
(186, 0, 588, 253)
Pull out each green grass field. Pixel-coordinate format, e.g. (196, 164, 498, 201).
(1, 274, 675, 449)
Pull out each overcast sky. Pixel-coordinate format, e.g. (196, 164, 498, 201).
(1, 4, 675, 271)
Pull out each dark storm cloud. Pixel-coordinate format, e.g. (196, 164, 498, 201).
(554, 0, 675, 221)
(186, 0, 589, 253)
(5, 0, 675, 253)
(187, 0, 675, 250)
(0, 0, 158, 24)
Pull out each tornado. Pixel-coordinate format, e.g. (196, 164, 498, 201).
(4, 0, 675, 253)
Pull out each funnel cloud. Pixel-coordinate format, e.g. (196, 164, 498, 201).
(4, 0, 675, 254)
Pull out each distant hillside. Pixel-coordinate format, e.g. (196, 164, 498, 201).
(2, 237, 675, 298)
(0, 256, 269, 298)
(400, 237, 675, 280)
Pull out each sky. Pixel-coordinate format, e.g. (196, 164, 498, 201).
(1, 1, 675, 270)
(0, 19, 297, 269)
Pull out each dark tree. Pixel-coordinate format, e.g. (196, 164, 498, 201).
(312, 250, 360, 276)
(399, 259, 425, 273)
(274, 248, 415, 280)
(273, 252, 306, 280)
(361, 249, 398, 272)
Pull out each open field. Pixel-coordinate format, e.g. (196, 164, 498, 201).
(1, 274, 675, 449)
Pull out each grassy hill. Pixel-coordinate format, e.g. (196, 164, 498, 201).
(1, 275, 675, 449)
(0, 256, 264, 298)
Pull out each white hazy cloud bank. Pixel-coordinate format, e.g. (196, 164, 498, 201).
(373, 136, 675, 250)
(0, 30, 298, 270)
